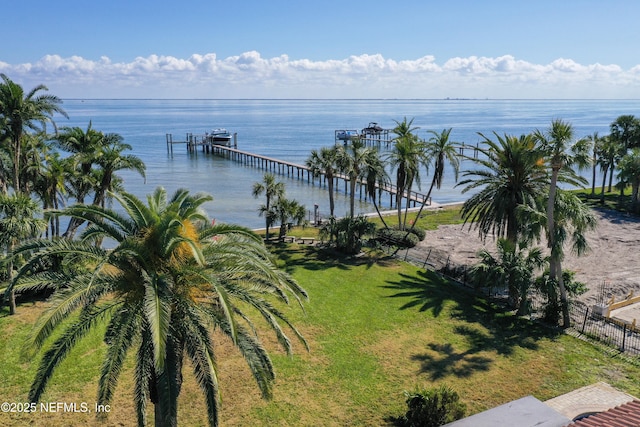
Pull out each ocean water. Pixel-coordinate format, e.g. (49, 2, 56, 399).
(58, 99, 640, 229)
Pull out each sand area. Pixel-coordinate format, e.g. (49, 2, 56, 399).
(409, 207, 640, 306)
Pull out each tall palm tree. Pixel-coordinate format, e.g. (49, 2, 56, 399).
(362, 148, 390, 228)
(408, 128, 460, 233)
(91, 133, 146, 208)
(597, 135, 618, 200)
(33, 152, 68, 237)
(617, 148, 640, 212)
(520, 190, 597, 326)
(586, 132, 603, 195)
(534, 119, 591, 327)
(252, 173, 285, 240)
(608, 115, 639, 193)
(336, 138, 376, 218)
(457, 132, 548, 244)
(0, 74, 67, 193)
(55, 122, 107, 237)
(0, 193, 46, 314)
(9, 187, 307, 427)
(387, 126, 426, 229)
(306, 145, 339, 217)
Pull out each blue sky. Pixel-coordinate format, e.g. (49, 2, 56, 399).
(3, 0, 640, 98)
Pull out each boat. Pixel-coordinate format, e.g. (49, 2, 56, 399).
(335, 129, 360, 141)
(210, 128, 232, 143)
(362, 122, 384, 135)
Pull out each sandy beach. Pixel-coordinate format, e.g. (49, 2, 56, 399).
(409, 207, 640, 306)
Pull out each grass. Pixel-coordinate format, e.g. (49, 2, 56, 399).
(3, 243, 640, 426)
(573, 186, 639, 216)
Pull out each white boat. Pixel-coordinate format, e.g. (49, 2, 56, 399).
(211, 128, 232, 143)
(335, 129, 360, 141)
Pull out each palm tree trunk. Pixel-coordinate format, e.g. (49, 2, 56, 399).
(349, 176, 357, 218)
(548, 167, 570, 327)
(402, 176, 414, 230)
(557, 260, 570, 327)
(12, 135, 21, 194)
(7, 239, 16, 315)
(373, 199, 388, 229)
(591, 152, 597, 195)
(407, 174, 437, 235)
(8, 260, 16, 315)
(600, 165, 609, 203)
(608, 165, 615, 192)
(265, 196, 271, 240)
(328, 174, 335, 217)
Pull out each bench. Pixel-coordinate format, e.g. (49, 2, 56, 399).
(297, 237, 315, 244)
(282, 235, 296, 243)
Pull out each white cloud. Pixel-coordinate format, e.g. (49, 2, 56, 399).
(0, 51, 638, 99)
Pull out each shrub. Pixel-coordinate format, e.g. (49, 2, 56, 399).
(319, 215, 375, 254)
(408, 226, 426, 241)
(376, 228, 419, 248)
(396, 385, 466, 427)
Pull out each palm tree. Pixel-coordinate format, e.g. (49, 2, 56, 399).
(306, 146, 339, 217)
(392, 116, 420, 141)
(457, 132, 548, 244)
(597, 135, 618, 200)
(0, 193, 46, 314)
(471, 238, 545, 316)
(9, 187, 307, 426)
(585, 132, 603, 195)
(252, 173, 285, 240)
(272, 196, 306, 239)
(520, 190, 597, 326)
(55, 122, 107, 237)
(408, 128, 460, 234)
(336, 138, 376, 218)
(362, 148, 390, 228)
(91, 133, 146, 208)
(608, 115, 639, 193)
(0, 74, 67, 193)
(33, 152, 68, 237)
(617, 148, 640, 212)
(387, 124, 426, 229)
(534, 119, 591, 327)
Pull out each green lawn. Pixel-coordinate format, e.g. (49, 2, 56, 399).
(2, 243, 640, 426)
(573, 186, 638, 215)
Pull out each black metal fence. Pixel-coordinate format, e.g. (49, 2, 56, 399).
(386, 243, 640, 356)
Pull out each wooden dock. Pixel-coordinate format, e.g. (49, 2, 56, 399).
(207, 144, 431, 210)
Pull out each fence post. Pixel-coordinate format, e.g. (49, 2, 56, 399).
(581, 307, 589, 334)
(622, 323, 627, 352)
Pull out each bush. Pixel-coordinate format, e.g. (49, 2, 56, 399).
(319, 215, 375, 254)
(376, 228, 419, 248)
(408, 226, 426, 241)
(396, 385, 466, 427)
(535, 269, 587, 325)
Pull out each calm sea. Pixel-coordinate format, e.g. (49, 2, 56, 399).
(59, 99, 640, 229)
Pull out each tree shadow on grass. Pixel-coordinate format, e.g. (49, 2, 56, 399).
(383, 269, 472, 317)
(384, 269, 563, 379)
(412, 320, 555, 381)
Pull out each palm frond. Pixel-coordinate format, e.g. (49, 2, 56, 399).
(29, 303, 117, 402)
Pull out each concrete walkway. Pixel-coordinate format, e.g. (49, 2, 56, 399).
(544, 382, 638, 420)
